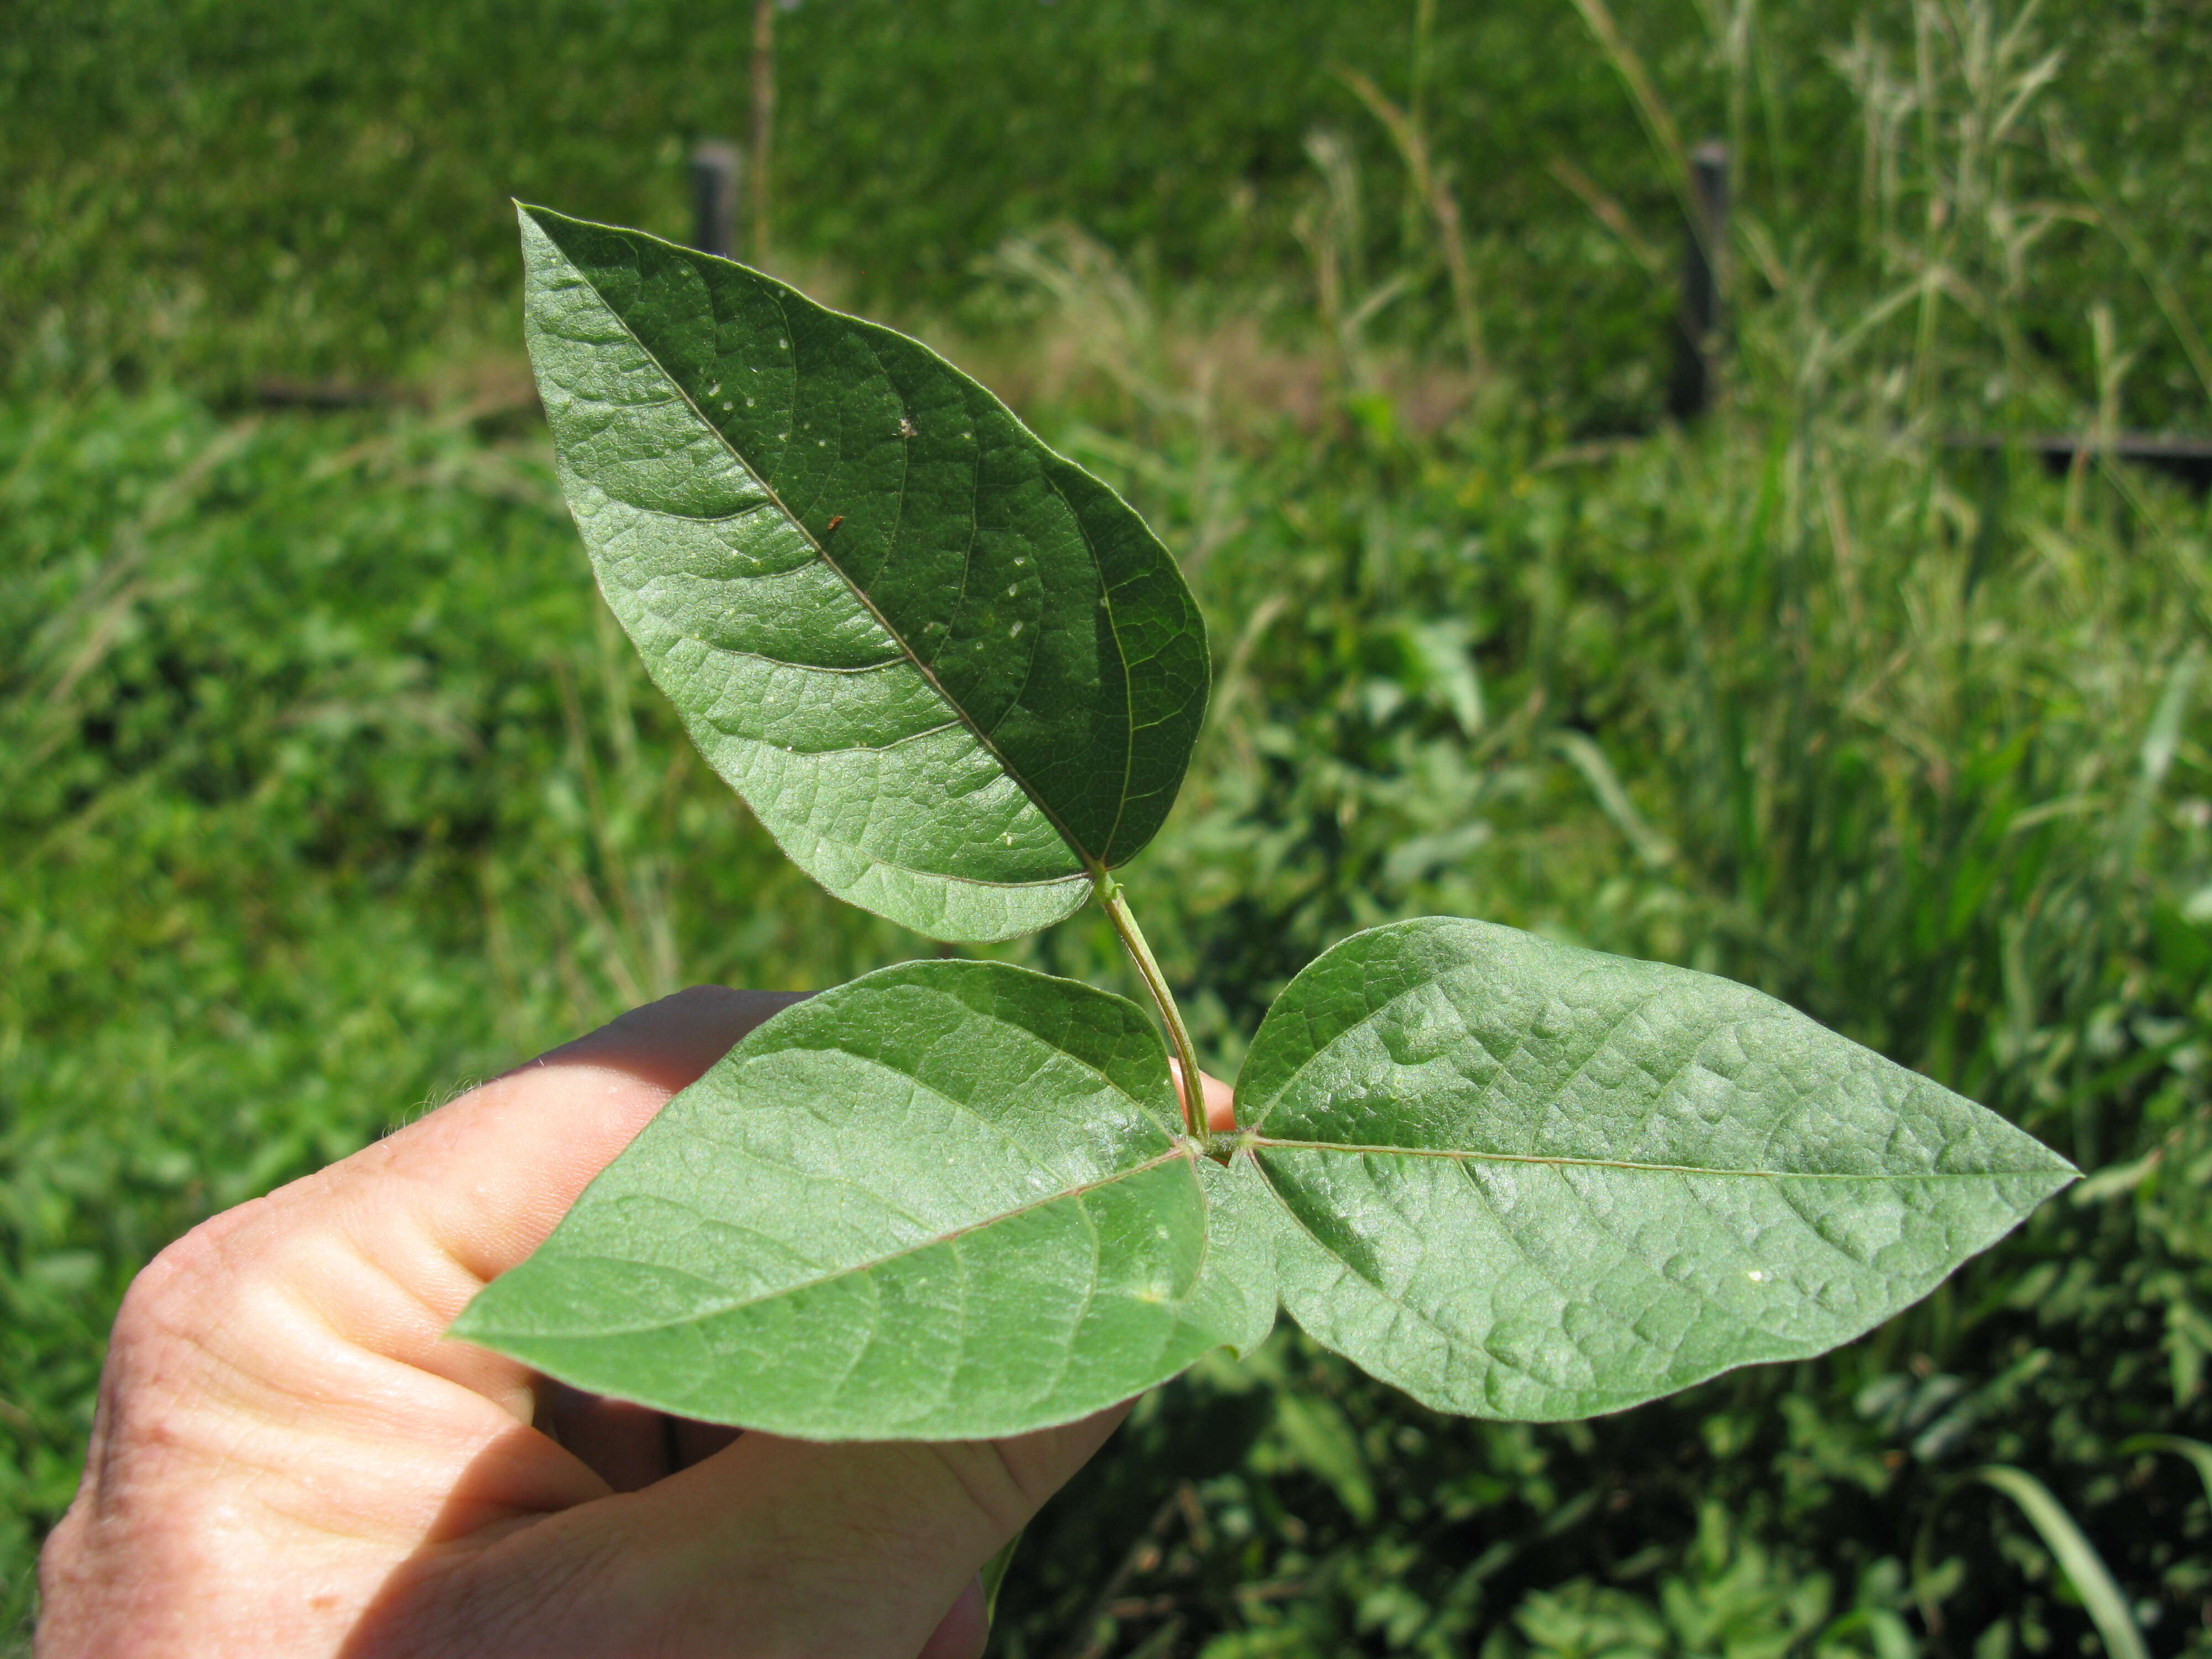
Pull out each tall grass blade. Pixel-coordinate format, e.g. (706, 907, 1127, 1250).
(1334, 67, 1488, 379)
(980, 1524, 1026, 1626)
(2118, 1434, 2212, 1506)
(1970, 1466, 2147, 1659)
(1551, 731, 1674, 870)
(1564, 0, 1696, 229)
(2046, 112, 2212, 404)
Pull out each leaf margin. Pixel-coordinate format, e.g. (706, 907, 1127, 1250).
(516, 201, 1210, 942)
(1227, 915, 2080, 1421)
(452, 954, 1271, 1439)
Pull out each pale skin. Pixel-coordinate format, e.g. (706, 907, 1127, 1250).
(36, 986, 1238, 1658)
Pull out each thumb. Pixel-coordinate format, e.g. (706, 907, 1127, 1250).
(326, 985, 1135, 1657)
(291, 986, 803, 1405)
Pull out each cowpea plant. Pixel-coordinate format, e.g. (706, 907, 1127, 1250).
(453, 207, 2075, 1443)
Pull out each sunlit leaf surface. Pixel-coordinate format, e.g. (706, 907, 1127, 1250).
(519, 206, 1209, 942)
(1232, 919, 2077, 1420)
(455, 960, 1271, 1438)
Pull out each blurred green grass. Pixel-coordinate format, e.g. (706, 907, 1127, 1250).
(7, 0, 2212, 426)
(5, 0, 2212, 1653)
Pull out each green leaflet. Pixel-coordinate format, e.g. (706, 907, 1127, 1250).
(1231, 918, 2077, 1421)
(452, 959, 1272, 1439)
(518, 206, 1208, 943)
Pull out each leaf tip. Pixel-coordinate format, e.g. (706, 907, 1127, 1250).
(442, 1296, 492, 1344)
(444, 1279, 526, 1352)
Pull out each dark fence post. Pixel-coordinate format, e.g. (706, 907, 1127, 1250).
(1669, 139, 1729, 421)
(690, 140, 742, 260)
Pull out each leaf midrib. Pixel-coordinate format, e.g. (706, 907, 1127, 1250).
(1241, 1147, 1835, 1387)
(546, 217, 1107, 874)
(1045, 468, 1138, 867)
(1249, 1136, 2063, 1180)
(508, 1146, 1194, 1338)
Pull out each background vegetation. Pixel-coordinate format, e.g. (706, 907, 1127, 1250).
(4, 1, 2210, 1654)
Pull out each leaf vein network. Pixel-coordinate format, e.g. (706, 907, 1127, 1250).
(1046, 468, 1134, 865)
(561, 240, 1088, 872)
(524, 1149, 1189, 1336)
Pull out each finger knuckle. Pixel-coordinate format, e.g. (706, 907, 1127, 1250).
(936, 1443, 1040, 1539)
(110, 1201, 269, 1362)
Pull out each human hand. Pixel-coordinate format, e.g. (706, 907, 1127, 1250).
(37, 987, 1238, 1658)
